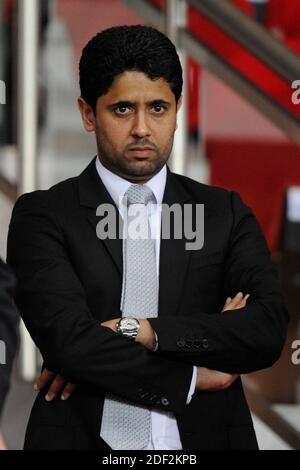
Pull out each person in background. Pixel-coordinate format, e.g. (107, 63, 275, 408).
(0, 259, 19, 450)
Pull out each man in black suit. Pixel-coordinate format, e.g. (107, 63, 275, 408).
(7, 25, 288, 450)
(0, 259, 18, 450)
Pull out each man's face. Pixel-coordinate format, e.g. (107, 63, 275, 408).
(78, 71, 182, 183)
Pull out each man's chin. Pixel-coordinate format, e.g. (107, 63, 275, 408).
(122, 159, 162, 177)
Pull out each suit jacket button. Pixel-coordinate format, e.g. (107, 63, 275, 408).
(185, 340, 193, 348)
(202, 339, 209, 349)
(177, 340, 185, 348)
(161, 397, 169, 407)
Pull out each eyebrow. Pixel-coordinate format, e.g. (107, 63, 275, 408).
(107, 99, 172, 109)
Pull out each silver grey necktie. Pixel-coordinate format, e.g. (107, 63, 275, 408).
(100, 184, 158, 450)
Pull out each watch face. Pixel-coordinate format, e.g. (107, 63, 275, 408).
(119, 318, 140, 335)
(121, 318, 138, 329)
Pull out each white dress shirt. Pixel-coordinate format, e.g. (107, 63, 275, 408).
(96, 157, 197, 450)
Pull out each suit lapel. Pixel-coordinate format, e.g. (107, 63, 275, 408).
(158, 169, 192, 317)
(78, 157, 123, 277)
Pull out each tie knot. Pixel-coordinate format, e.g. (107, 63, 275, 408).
(125, 184, 155, 206)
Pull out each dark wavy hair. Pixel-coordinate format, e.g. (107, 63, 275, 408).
(79, 25, 183, 112)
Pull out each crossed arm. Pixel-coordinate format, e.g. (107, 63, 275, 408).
(7, 190, 289, 413)
(36, 293, 249, 402)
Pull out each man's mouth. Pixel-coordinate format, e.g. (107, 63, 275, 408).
(128, 147, 155, 158)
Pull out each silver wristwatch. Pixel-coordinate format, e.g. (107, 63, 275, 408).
(116, 318, 140, 339)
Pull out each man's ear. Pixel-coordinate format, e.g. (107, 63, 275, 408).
(78, 97, 96, 132)
(176, 95, 183, 113)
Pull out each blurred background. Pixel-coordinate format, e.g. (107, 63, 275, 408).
(0, 0, 300, 450)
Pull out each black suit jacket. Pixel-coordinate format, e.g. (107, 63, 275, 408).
(0, 259, 18, 418)
(7, 158, 289, 450)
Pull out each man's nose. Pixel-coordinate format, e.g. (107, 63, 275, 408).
(131, 111, 151, 138)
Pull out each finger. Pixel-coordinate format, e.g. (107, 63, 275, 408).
(226, 374, 239, 388)
(222, 292, 243, 312)
(198, 369, 239, 391)
(34, 368, 55, 391)
(230, 292, 243, 305)
(218, 372, 239, 390)
(222, 297, 232, 312)
(235, 293, 251, 309)
(61, 383, 78, 401)
(236, 299, 247, 309)
(45, 375, 66, 401)
(226, 292, 244, 309)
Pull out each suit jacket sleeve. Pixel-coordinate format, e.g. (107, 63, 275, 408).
(0, 259, 19, 418)
(148, 191, 289, 374)
(7, 191, 193, 414)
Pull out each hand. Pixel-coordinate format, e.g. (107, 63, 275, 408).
(222, 292, 250, 312)
(34, 318, 122, 401)
(0, 432, 7, 451)
(34, 368, 78, 402)
(196, 367, 239, 391)
(100, 318, 120, 332)
(136, 319, 157, 351)
(196, 292, 250, 392)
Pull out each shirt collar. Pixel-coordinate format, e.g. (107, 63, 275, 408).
(95, 156, 167, 208)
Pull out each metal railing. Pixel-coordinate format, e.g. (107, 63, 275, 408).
(244, 383, 300, 450)
(17, 0, 40, 382)
(188, 0, 300, 82)
(0, 0, 40, 382)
